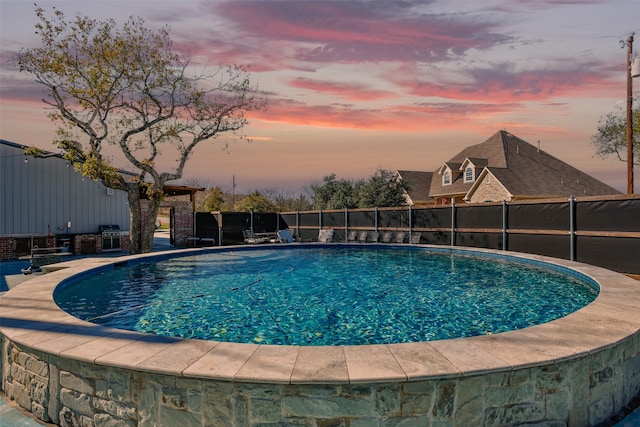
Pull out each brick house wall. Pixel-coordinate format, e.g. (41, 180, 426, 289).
(0, 235, 56, 260)
(0, 237, 12, 259)
(155, 199, 194, 247)
(467, 174, 511, 203)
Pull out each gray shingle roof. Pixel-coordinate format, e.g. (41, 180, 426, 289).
(464, 158, 489, 168)
(494, 131, 618, 197)
(402, 130, 620, 202)
(397, 170, 433, 203)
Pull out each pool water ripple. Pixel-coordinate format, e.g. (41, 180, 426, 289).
(54, 247, 598, 346)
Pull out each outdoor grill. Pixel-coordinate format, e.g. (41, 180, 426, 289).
(99, 224, 121, 252)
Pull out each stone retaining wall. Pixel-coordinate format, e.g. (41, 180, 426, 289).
(2, 333, 639, 426)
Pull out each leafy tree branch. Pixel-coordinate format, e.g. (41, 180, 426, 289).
(15, 5, 266, 253)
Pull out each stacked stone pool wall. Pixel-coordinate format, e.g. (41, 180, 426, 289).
(1, 245, 640, 426)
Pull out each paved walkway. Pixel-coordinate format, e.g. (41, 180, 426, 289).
(1, 230, 173, 294)
(0, 393, 53, 426)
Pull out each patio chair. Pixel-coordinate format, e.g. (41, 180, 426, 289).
(243, 230, 267, 244)
(318, 229, 334, 243)
(347, 231, 358, 242)
(393, 232, 406, 243)
(276, 229, 295, 243)
(357, 231, 369, 242)
(381, 232, 394, 243)
(367, 231, 380, 242)
(410, 232, 422, 244)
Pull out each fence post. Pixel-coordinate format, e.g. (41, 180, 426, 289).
(250, 210, 254, 232)
(319, 210, 322, 237)
(451, 202, 456, 246)
(569, 195, 576, 261)
(296, 211, 300, 241)
(193, 211, 197, 240)
(409, 205, 413, 243)
(502, 200, 508, 251)
(345, 207, 348, 242)
(374, 207, 378, 232)
(218, 211, 222, 246)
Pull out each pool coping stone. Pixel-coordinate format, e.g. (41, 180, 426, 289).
(1, 244, 640, 385)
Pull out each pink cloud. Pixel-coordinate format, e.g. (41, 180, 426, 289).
(214, 1, 510, 64)
(394, 63, 620, 103)
(0, 74, 49, 105)
(248, 98, 522, 132)
(509, 0, 603, 5)
(172, 36, 291, 72)
(288, 78, 396, 101)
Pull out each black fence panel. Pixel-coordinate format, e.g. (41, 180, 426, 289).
(457, 205, 502, 229)
(576, 236, 640, 274)
(378, 209, 409, 228)
(280, 213, 298, 230)
(221, 212, 251, 230)
(421, 231, 450, 245)
(322, 211, 345, 228)
(456, 232, 502, 250)
(252, 213, 278, 233)
(221, 231, 243, 245)
(413, 207, 451, 229)
(194, 196, 638, 274)
(576, 199, 640, 232)
(347, 210, 375, 228)
(508, 234, 570, 260)
(298, 212, 320, 228)
(508, 203, 569, 230)
(195, 212, 219, 240)
(298, 229, 319, 242)
(219, 212, 251, 245)
(276, 214, 289, 231)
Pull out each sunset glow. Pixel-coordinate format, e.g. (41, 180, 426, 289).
(1, 0, 638, 192)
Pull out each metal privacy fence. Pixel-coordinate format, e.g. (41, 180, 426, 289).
(191, 194, 640, 275)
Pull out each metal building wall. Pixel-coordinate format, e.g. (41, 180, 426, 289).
(0, 140, 130, 235)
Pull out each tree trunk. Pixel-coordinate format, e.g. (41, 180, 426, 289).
(141, 198, 161, 253)
(127, 184, 161, 254)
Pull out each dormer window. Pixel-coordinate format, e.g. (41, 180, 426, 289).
(464, 166, 474, 183)
(439, 162, 462, 186)
(443, 170, 451, 185)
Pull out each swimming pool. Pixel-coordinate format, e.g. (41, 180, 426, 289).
(2, 244, 639, 426)
(54, 246, 598, 345)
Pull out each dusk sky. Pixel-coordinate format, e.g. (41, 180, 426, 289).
(1, 0, 639, 193)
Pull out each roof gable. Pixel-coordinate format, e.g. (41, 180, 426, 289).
(461, 157, 488, 170)
(438, 162, 462, 175)
(465, 168, 512, 202)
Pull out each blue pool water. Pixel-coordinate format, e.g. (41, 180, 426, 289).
(54, 246, 598, 346)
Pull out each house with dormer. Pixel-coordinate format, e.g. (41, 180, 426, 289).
(398, 130, 620, 206)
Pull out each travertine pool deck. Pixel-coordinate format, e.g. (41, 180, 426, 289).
(1, 245, 640, 426)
